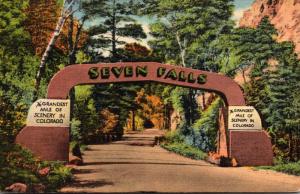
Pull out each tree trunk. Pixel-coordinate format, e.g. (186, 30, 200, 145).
(242, 69, 247, 84)
(187, 89, 195, 125)
(33, 16, 68, 101)
(68, 14, 76, 121)
(111, 0, 117, 61)
(288, 130, 294, 161)
(33, 0, 75, 101)
(202, 93, 206, 110)
(176, 32, 186, 67)
(132, 110, 136, 131)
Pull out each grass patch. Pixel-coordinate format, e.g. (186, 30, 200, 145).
(161, 143, 207, 160)
(160, 131, 207, 160)
(257, 161, 300, 176)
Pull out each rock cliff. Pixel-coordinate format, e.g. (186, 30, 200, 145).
(239, 0, 300, 57)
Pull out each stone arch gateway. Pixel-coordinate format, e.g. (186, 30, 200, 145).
(16, 62, 273, 166)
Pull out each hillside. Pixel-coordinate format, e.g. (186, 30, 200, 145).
(239, 0, 300, 57)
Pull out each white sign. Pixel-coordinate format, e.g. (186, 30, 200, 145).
(27, 99, 70, 127)
(228, 106, 262, 130)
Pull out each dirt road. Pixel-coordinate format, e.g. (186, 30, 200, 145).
(60, 129, 300, 192)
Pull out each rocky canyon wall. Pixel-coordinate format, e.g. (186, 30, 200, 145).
(239, 0, 300, 57)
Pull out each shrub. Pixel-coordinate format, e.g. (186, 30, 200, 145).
(43, 163, 72, 191)
(164, 131, 185, 144)
(162, 143, 207, 160)
(257, 161, 300, 176)
(191, 98, 222, 152)
(161, 131, 207, 160)
(70, 118, 82, 142)
(0, 143, 72, 192)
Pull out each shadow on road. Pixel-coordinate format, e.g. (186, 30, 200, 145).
(83, 161, 212, 167)
(65, 179, 114, 188)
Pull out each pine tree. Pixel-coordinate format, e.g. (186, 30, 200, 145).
(238, 18, 300, 161)
(82, 0, 147, 62)
(264, 43, 300, 161)
(140, 0, 234, 68)
(92, 83, 141, 134)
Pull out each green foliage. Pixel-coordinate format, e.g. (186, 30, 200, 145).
(191, 98, 223, 151)
(141, 0, 234, 68)
(0, 0, 40, 147)
(228, 17, 278, 77)
(0, 97, 27, 143)
(73, 85, 101, 144)
(0, 1, 72, 191)
(161, 131, 207, 160)
(257, 161, 300, 176)
(141, 0, 234, 153)
(92, 83, 141, 135)
(237, 17, 300, 161)
(169, 87, 189, 115)
(70, 118, 82, 142)
(44, 163, 72, 191)
(81, 0, 146, 61)
(0, 0, 39, 105)
(163, 131, 185, 144)
(164, 87, 199, 133)
(0, 144, 72, 192)
(76, 50, 92, 64)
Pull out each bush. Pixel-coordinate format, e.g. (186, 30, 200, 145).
(69, 141, 82, 158)
(164, 131, 185, 144)
(161, 131, 207, 160)
(0, 143, 72, 192)
(162, 143, 207, 160)
(70, 118, 82, 142)
(257, 161, 300, 176)
(43, 162, 72, 191)
(191, 98, 222, 152)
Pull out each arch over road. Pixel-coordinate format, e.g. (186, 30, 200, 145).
(47, 62, 245, 106)
(16, 62, 273, 166)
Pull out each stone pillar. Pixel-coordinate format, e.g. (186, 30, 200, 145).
(229, 130, 273, 166)
(16, 126, 69, 161)
(217, 107, 228, 157)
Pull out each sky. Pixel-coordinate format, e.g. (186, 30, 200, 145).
(233, 0, 255, 21)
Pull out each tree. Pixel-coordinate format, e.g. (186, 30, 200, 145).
(229, 17, 278, 78)
(82, 0, 147, 62)
(116, 42, 161, 62)
(25, 0, 61, 56)
(263, 43, 300, 161)
(135, 88, 165, 129)
(138, 0, 234, 135)
(139, 0, 234, 68)
(0, 0, 38, 142)
(92, 83, 141, 135)
(236, 18, 300, 161)
(32, 0, 77, 100)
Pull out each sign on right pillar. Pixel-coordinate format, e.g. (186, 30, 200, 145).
(228, 106, 273, 166)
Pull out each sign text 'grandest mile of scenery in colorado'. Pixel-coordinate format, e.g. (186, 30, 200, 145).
(228, 106, 262, 130)
(27, 99, 70, 127)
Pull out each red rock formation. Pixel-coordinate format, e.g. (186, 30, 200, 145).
(239, 0, 300, 57)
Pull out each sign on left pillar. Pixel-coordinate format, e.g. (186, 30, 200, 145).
(27, 99, 70, 127)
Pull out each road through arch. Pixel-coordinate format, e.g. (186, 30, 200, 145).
(16, 62, 273, 166)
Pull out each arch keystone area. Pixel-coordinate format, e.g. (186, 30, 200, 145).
(16, 62, 273, 166)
